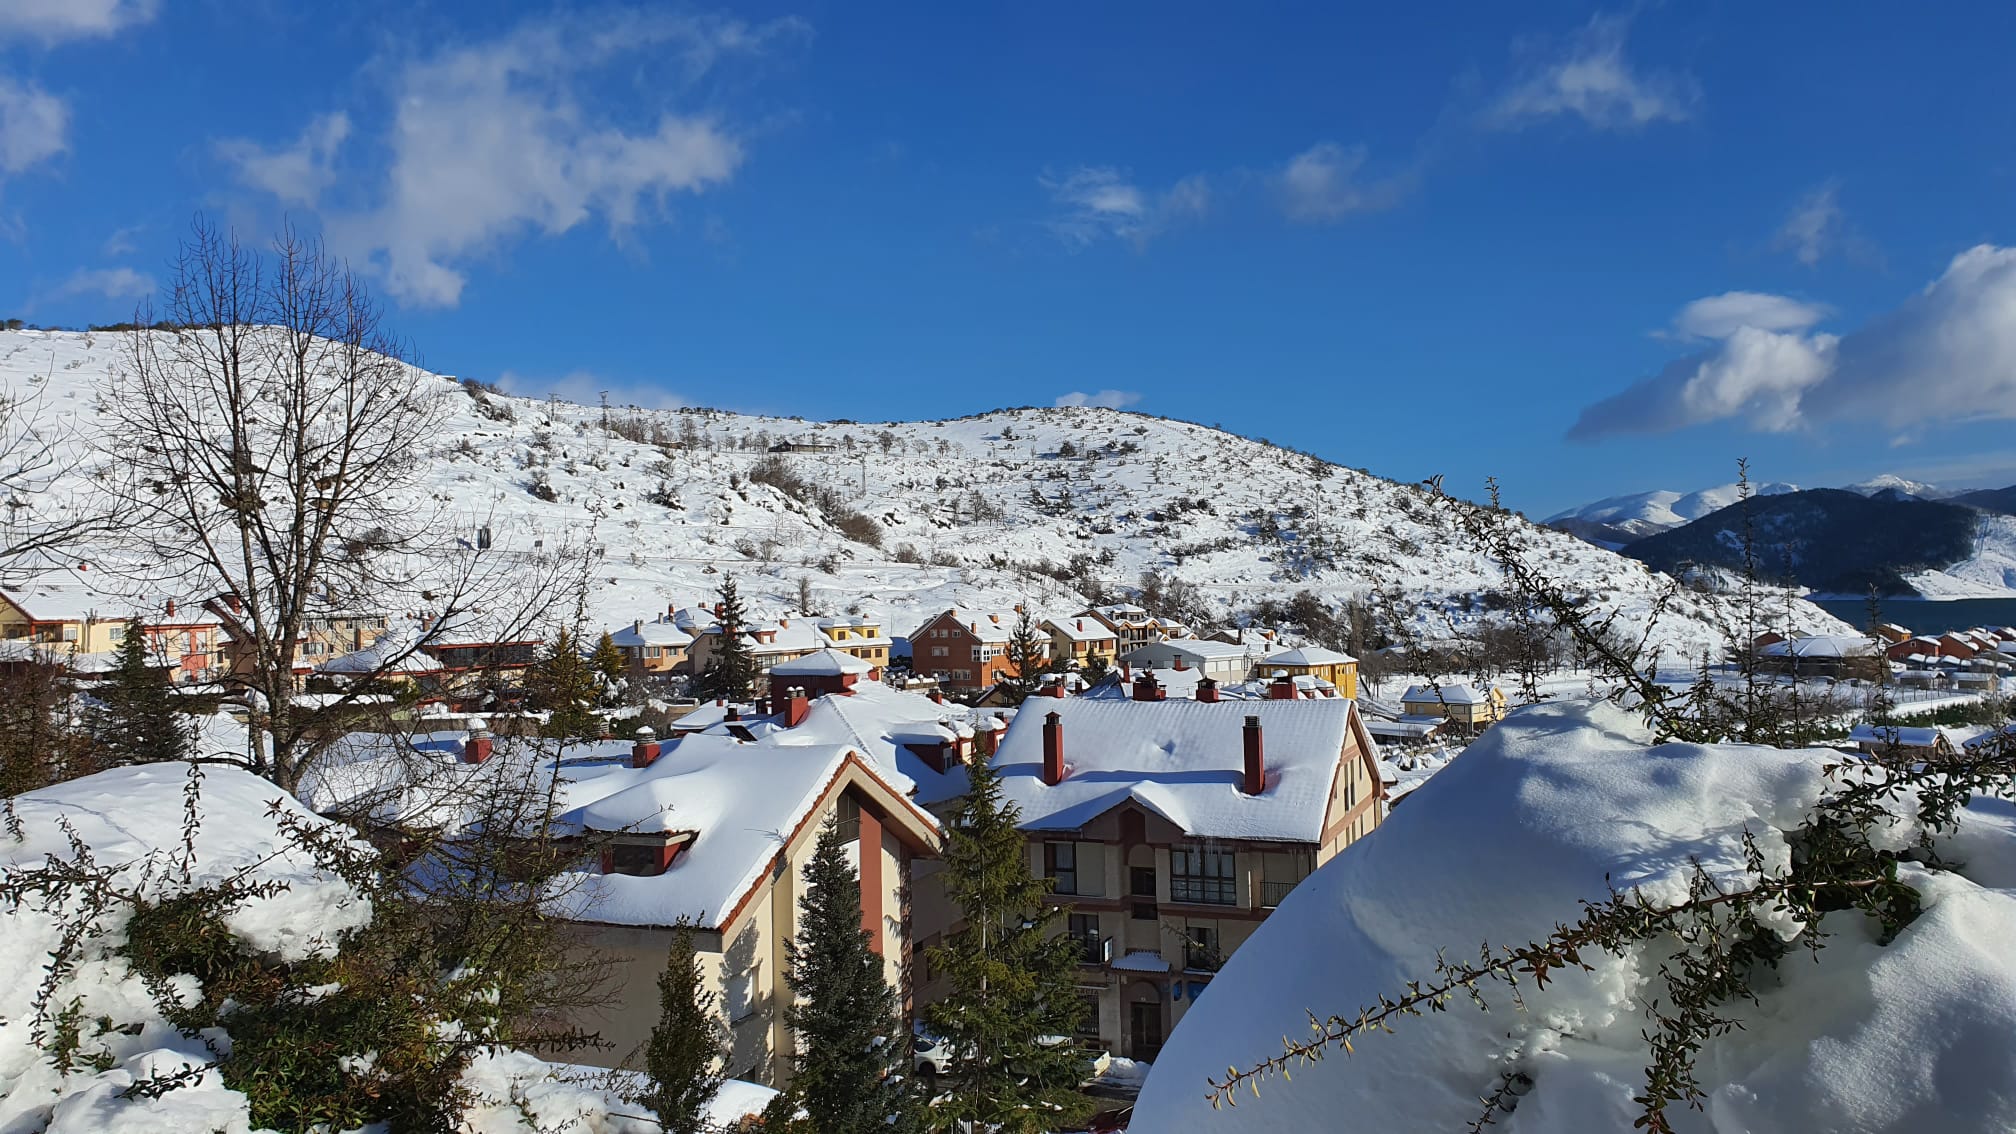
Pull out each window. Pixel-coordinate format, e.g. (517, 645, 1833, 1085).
(932, 646, 948, 657)
(1170, 844, 1236, 906)
(1067, 912, 1103, 964)
(1045, 842, 1077, 894)
(1185, 926, 1222, 972)
(109, 625, 126, 642)
(1074, 990, 1103, 1040)
(608, 843, 669, 877)
(1130, 865, 1157, 920)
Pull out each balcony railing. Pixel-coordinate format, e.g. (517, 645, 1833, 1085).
(1183, 947, 1222, 973)
(1258, 880, 1300, 908)
(1169, 876, 1237, 906)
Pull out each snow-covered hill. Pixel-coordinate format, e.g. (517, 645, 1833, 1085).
(1547, 481, 1800, 544)
(0, 329, 1848, 654)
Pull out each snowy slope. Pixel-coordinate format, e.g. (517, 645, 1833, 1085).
(1547, 481, 1799, 542)
(1133, 700, 2016, 1133)
(1843, 473, 1949, 499)
(0, 329, 1849, 654)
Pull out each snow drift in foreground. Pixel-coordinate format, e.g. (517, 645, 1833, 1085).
(0, 764, 772, 1133)
(1133, 701, 2016, 1133)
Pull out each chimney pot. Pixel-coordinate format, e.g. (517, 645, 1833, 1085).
(1042, 710, 1065, 785)
(1243, 714, 1265, 794)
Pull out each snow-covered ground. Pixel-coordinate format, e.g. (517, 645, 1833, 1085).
(0, 761, 774, 1133)
(1, 328, 1848, 656)
(1133, 700, 2016, 1133)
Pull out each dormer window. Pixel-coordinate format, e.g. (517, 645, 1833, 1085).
(601, 832, 694, 877)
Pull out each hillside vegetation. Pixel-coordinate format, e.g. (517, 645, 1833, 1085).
(1, 328, 1847, 653)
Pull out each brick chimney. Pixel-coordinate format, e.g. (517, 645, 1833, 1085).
(463, 718, 494, 764)
(1042, 711, 1065, 785)
(725, 705, 741, 723)
(1243, 715, 1265, 794)
(929, 688, 945, 705)
(1268, 674, 1296, 700)
(631, 726, 662, 769)
(1196, 676, 1219, 703)
(1046, 677, 1066, 698)
(164, 598, 176, 618)
(225, 593, 243, 615)
(1132, 671, 1164, 702)
(783, 686, 811, 728)
(1172, 655, 1187, 672)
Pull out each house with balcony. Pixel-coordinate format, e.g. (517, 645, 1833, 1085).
(1078, 604, 1191, 654)
(1, 577, 225, 682)
(964, 696, 1384, 1060)
(1256, 645, 1360, 700)
(908, 608, 1046, 694)
(815, 616, 893, 667)
(607, 615, 693, 674)
(1044, 616, 1120, 671)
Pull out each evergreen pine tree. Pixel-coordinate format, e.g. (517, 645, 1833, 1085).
(1000, 606, 1048, 706)
(526, 629, 600, 739)
(641, 923, 726, 1134)
(924, 759, 1091, 1134)
(781, 816, 920, 1134)
(87, 617, 192, 766)
(591, 630, 626, 685)
(700, 577, 760, 702)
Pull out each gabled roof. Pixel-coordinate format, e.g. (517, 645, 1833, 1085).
(1044, 617, 1117, 642)
(1847, 724, 1947, 748)
(608, 618, 689, 648)
(1401, 684, 1491, 706)
(771, 647, 873, 677)
(1123, 638, 1252, 662)
(991, 698, 1360, 843)
(1263, 645, 1358, 667)
(318, 628, 442, 674)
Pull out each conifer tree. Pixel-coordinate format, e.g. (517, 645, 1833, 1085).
(641, 923, 726, 1134)
(700, 577, 760, 702)
(1000, 606, 1048, 706)
(924, 759, 1091, 1133)
(781, 816, 920, 1134)
(88, 617, 192, 766)
(526, 628, 599, 739)
(591, 630, 626, 686)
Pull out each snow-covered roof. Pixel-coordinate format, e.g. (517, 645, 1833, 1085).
(318, 627, 442, 674)
(991, 698, 1357, 842)
(608, 618, 689, 648)
(1262, 645, 1359, 667)
(552, 732, 914, 929)
(1401, 683, 1491, 706)
(1123, 638, 1253, 663)
(1847, 724, 1947, 748)
(765, 681, 986, 804)
(925, 608, 1020, 643)
(1111, 950, 1172, 973)
(771, 647, 874, 677)
(1760, 635, 1882, 659)
(1045, 617, 1117, 642)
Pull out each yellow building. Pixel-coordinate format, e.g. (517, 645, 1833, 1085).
(1400, 683, 1508, 733)
(1044, 616, 1121, 670)
(1256, 645, 1359, 700)
(1, 580, 224, 682)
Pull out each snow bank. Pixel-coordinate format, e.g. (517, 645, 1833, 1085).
(1132, 700, 2016, 1133)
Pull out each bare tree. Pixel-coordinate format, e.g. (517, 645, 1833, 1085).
(100, 219, 579, 791)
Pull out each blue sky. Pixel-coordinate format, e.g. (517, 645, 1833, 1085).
(5, 1, 2016, 515)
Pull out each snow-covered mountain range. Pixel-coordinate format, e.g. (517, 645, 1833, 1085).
(1, 328, 1849, 654)
(1546, 482, 1801, 546)
(1554, 474, 2016, 599)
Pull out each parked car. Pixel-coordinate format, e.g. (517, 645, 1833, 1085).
(913, 1030, 955, 1077)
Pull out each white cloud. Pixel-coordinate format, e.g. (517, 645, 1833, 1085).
(54, 265, 155, 300)
(217, 112, 350, 205)
(497, 369, 685, 411)
(1490, 13, 1697, 132)
(1573, 245, 2016, 439)
(101, 224, 141, 256)
(1277, 141, 1409, 222)
(1669, 291, 1829, 340)
(0, 0, 157, 45)
(1041, 167, 1208, 248)
(219, 12, 798, 307)
(1773, 181, 1845, 267)
(0, 77, 68, 175)
(1054, 390, 1142, 410)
